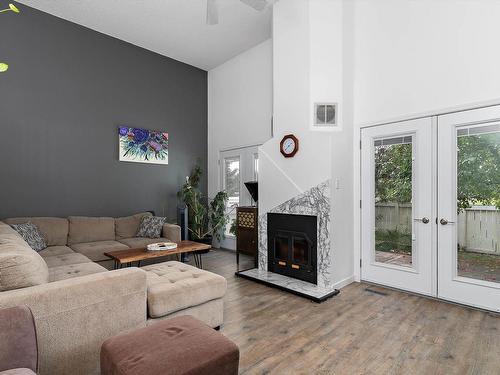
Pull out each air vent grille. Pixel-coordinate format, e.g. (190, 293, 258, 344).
(314, 103, 337, 127)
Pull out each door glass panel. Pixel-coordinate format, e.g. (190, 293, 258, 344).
(224, 157, 240, 236)
(456, 124, 500, 283)
(374, 136, 414, 267)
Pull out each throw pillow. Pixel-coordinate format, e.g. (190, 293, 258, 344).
(10, 222, 47, 252)
(136, 216, 166, 238)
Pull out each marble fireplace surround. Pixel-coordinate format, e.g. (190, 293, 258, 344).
(238, 180, 339, 302)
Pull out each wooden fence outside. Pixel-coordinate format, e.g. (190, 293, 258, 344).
(375, 203, 500, 255)
(375, 203, 412, 233)
(457, 207, 500, 255)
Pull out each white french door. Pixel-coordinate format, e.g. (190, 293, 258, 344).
(438, 106, 500, 312)
(219, 146, 259, 249)
(361, 106, 500, 312)
(361, 118, 436, 296)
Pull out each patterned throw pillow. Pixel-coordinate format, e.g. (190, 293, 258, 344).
(136, 216, 166, 238)
(10, 222, 47, 252)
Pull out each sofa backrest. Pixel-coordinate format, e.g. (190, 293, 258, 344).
(115, 212, 152, 240)
(0, 222, 49, 292)
(3, 213, 155, 247)
(67, 216, 115, 245)
(3, 217, 69, 246)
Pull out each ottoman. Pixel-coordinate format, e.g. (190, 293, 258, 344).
(100, 315, 239, 375)
(141, 261, 227, 328)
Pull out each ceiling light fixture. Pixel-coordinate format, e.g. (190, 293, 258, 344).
(206, 0, 278, 25)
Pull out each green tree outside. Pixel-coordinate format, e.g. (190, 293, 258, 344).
(374, 132, 500, 210)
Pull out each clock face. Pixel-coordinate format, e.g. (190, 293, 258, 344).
(283, 138, 296, 154)
(280, 134, 299, 158)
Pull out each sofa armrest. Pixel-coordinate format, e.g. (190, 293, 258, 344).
(163, 223, 181, 243)
(0, 268, 147, 375)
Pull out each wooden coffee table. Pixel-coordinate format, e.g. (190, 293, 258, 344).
(105, 240, 211, 270)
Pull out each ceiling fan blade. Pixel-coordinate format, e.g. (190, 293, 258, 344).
(240, 0, 268, 11)
(207, 0, 219, 25)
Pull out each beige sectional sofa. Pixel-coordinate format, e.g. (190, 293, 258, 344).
(0, 213, 227, 375)
(4, 212, 180, 264)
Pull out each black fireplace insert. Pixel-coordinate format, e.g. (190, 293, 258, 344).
(267, 213, 317, 284)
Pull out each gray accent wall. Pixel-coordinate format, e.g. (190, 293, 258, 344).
(0, 3, 207, 219)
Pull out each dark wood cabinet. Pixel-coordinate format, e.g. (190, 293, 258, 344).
(236, 206, 258, 269)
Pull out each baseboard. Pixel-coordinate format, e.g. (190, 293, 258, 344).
(331, 275, 355, 290)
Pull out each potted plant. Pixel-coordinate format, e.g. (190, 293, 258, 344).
(177, 163, 233, 250)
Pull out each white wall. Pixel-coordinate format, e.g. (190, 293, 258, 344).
(208, 39, 273, 249)
(260, 0, 336, 214)
(309, 0, 343, 131)
(260, 0, 324, 215)
(352, 0, 500, 125)
(330, 0, 355, 288)
(208, 39, 273, 198)
(260, 0, 353, 288)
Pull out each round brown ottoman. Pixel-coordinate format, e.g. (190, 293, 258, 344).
(100, 315, 239, 375)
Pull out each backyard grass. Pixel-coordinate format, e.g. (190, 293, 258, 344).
(375, 229, 412, 254)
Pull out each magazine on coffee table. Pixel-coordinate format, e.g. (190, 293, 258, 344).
(147, 242, 178, 251)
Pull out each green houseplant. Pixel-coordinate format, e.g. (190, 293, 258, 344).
(178, 163, 233, 247)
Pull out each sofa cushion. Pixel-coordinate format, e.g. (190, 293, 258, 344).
(0, 222, 49, 292)
(136, 216, 166, 238)
(70, 240, 129, 262)
(38, 246, 74, 258)
(141, 261, 227, 318)
(117, 237, 171, 249)
(68, 216, 115, 245)
(162, 223, 181, 244)
(3, 217, 69, 246)
(115, 212, 152, 240)
(43, 253, 92, 268)
(9, 222, 47, 252)
(48, 262, 107, 282)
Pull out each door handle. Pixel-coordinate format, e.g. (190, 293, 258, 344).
(414, 217, 430, 224)
(440, 218, 455, 225)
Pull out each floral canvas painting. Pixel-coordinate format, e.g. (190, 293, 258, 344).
(118, 126, 169, 165)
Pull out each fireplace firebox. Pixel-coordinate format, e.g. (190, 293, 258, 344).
(267, 213, 317, 284)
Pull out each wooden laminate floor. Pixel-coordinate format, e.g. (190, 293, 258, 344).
(194, 249, 500, 375)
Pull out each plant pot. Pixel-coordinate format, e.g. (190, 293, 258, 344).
(193, 235, 213, 253)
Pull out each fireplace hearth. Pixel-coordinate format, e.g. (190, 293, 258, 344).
(267, 213, 317, 284)
(236, 181, 338, 302)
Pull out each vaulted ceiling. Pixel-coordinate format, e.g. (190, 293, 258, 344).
(18, 0, 272, 70)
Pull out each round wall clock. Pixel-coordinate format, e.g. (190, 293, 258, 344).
(280, 134, 299, 158)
